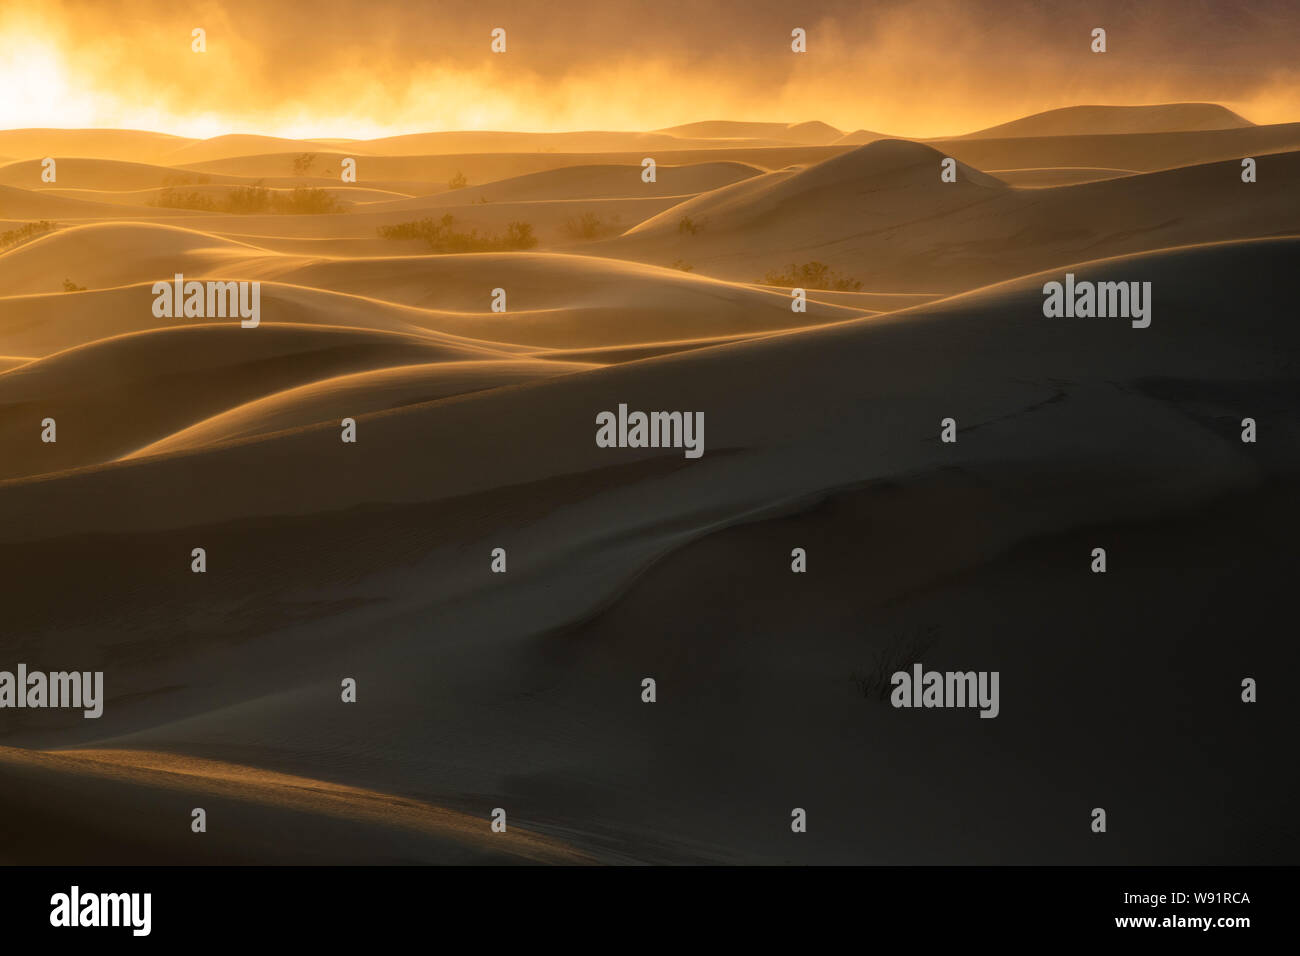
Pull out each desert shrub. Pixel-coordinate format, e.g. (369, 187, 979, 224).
(152, 183, 342, 214)
(762, 261, 863, 292)
(852, 626, 940, 701)
(378, 214, 537, 252)
(678, 215, 704, 235)
(274, 187, 343, 214)
(61, 277, 86, 292)
(291, 152, 317, 175)
(448, 170, 469, 189)
(153, 187, 218, 211)
(0, 220, 56, 251)
(668, 259, 693, 272)
(560, 211, 621, 240)
(224, 184, 273, 213)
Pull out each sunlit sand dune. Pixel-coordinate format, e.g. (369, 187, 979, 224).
(0, 280, 530, 356)
(958, 103, 1253, 138)
(607, 141, 1300, 290)
(0, 156, 247, 190)
(935, 121, 1300, 174)
(425, 161, 763, 203)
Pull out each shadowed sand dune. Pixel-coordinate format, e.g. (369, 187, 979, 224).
(126, 358, 599, 458)
(0, 238, 1295, 863)
(605, 141, 1300, 290)
(0, 747, 593, 864)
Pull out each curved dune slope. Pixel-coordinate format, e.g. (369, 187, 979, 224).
(1, 231, 868, 356)
(0, 221, 268, 296)
(623, 139, 1004, 239)
(0, 276, 536, 357)
(0, 156, 245, 190)
(605, 144, 1300, 291)
(0, 323, 500, 480)
(128, 358, 598, 458)
(269, 252, 869, 346)
(0, 183, 165, 219)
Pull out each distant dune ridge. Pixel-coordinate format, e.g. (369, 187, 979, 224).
(1, 102, 1298, 864)
(957, 103, 1254, 139)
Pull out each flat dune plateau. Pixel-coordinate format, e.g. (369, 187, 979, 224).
(0, 103, 1297, 864)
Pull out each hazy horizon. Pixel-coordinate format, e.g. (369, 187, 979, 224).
(4, 0, 1299, 139)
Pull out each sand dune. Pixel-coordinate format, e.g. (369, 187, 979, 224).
(1, 225, 866, 351)
(41, 195, 683, 248)
(0, 238, 1294, 864)
(265, 252, 868, 345)
(0, 183, 173, 219)
(657, 120, 843, 145)
(0, 221, 269, 296)
(833, 129, 888, 146)
(0, 156, 244, 190)
(177, 146, 847, 187)
(960, 103, 1253, 139)
(0, 323, 504, 479)
(936, 121, 1300, 174)
(987, 166, 1139, 187)
(0, 236, 1290, 546)
(0, 278, 532, 356)
(3, 106, 1297, 865)
(0, 747, 591, 864)
(426, 161, 762, 203)
(128, 358, 597, 458)
(166, 120, 1300, 195)
(0, 128, 194, 164)
(606, 142, 1300, 291)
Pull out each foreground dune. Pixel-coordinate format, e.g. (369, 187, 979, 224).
(0, 747, 592, 864)
(0, 237, 1294, 863)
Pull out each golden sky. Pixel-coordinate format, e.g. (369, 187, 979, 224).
(3, 0, 1298, 139)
